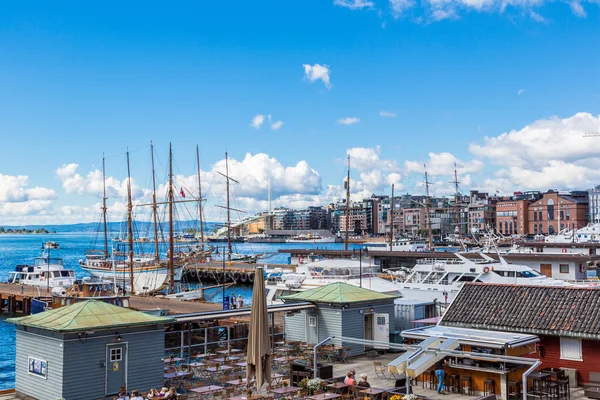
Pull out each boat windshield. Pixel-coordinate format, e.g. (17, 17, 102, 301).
(34, 257, 64, 266)
(517, 270, 542, 278)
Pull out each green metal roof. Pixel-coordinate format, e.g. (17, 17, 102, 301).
(7, 300, 173, 332)
(280, 282, 397, 304)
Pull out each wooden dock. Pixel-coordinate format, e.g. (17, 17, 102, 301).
(0, 283, 222, 316)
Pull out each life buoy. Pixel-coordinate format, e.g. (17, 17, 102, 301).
(483, 266, 490, 274)
(298, 256, 305, 264)
(562, 248, 567, 253)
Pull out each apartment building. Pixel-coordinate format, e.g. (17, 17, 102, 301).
(528, 190, 588, 235)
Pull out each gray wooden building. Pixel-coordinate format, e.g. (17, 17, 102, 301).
(8, 300, 172, 400)
(281, 282, 397, 356)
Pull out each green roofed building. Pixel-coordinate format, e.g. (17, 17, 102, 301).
(8, 300, 172, 400)
(281, 282, 399, 357)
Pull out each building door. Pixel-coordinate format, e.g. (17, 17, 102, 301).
(306, 313, 318, 345)
(106, 343, 127, 396)
(540, 264, 552, 277)
(372, 313, 390, 350)
(364, 314, 374, 348)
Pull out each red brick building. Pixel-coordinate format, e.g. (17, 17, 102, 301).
(528, 190, 589, 235)
(442, 283, 600, 385)
(495, 199, 530, 235)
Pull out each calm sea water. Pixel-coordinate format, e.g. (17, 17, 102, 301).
(0, 233, 360, 389)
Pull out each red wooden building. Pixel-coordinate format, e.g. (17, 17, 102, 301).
(440, 283, 600, 386)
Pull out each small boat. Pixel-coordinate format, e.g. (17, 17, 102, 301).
(164, 282, 234, 301)
(50, 276, 130, 309)
(44, 241, 60, 249)
(285, 233, 336, 243)
(366, 238, 428, 252)
(7, 248, 76, 289)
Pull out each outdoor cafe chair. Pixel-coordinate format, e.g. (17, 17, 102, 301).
(374, 361, 388, 379)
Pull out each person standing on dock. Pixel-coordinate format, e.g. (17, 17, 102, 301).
(230, 293, 236, 309)
(237, 294, 243, 309)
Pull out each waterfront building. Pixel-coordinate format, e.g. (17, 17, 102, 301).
(467, 190, 497, 235)
(495, 191, 542, 235)
(8, 300, 171, 400)
(588, 185, 600, 223)
(528, 190, 588, 235)
(281, 282, 397, 356)
(441, 283, 600, 385)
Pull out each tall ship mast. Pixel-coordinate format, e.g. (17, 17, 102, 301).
(126, 149, 134, 291)
(196, 145, 205, 252)
(151, 141, 160, 263)
(344, 155, 350, 251)
(102, 154, 109, 259)
(168, 143, 175, 293)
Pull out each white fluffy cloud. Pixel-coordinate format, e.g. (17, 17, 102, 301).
(347, 146, 400, 172)
(250, 114, 265, 129)
(55, 164, 147, 199)
(334, 0, 375, 9)
(379, 110, 397, 118)
(337, 117, 360, 125)
(404, 152, 484, 176)
(468, 112, 600, 190)
(268, 115, 284, 130)
(384, 0, 600, 21)
(302, 64, 332, 90)
(0, 172, 58, 224)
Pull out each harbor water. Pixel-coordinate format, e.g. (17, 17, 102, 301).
(0, 233, 361, 389)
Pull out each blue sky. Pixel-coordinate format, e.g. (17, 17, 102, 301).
(1, 0, 599, 224)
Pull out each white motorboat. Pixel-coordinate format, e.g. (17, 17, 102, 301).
(265, 258, 403, 304)
(366, 238, 428, 252)
(390, 252, 579, 304)
(7, 249, 76, 289)
(285, 233, 336, 243)
(544, 223, 600, 243)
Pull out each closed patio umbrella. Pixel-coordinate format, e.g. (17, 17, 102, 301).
(246, 266, 272, 390)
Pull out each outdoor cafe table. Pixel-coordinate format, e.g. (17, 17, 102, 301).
(235, 361, 248, 368)
(213, 356, 242, 362)
(204, 365, 234, 373)
(306, 394, 341, 400)
(528, 371, 551, 397)
(226, 378, 248, 386)
(270, 386, 301, 396)
(273, 356, 298, 363)
(190, 385, 224, 395)
(216, 348, 242, 354)
(185, 361, 206, 368)
(360, 387, 388, 400)
(326, 382, 348, 393)
(230, 395, 264, 400)
(163, 357, 184, 363)
(164, 371, 192, 380)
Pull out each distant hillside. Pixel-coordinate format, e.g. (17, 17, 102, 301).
(0, 221, 219, 234)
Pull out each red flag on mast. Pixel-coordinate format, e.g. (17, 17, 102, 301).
(180, 187, 186, 198)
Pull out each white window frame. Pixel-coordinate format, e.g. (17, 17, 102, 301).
(560, 337, 583, 361)
(308, 316, 317, 327)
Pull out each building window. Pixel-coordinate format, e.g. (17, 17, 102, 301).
(559, 264, 569, 273)
(110, 348, 122, 362)
(539, 211, 543, 221)
(534, 212, 538, 221)
(560, 337, 582, 361)
(308, 316, 317, 327)
(547, 199, 555, 221)
(534, 224, 538, 234)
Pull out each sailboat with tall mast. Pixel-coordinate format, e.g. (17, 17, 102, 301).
(80, 145, 186, 294)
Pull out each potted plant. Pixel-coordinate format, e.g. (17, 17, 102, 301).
(246, 388, 253, 397)
(238, 375, 243, 383)
(306, 378, 322, 396)
(215, 362, 220, 370)
(283, 380, 289, 388)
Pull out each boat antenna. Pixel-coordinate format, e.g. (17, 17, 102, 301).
(390, 183, 394, 251)
(196, 144, 205, 252)
(168, 143, 175, 294)
(151, 141, 160, 263)
(452, 162, 461, 240)
(102, 153, 109, 259)
(226, 151, 232, 261)
(344, 154, 350, 251)
(126, 148, 134, 292)
(424, 164, 433, 250)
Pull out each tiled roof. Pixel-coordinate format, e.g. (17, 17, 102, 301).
(441, 283, 600, 339)
(280, 282, 397, 304)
